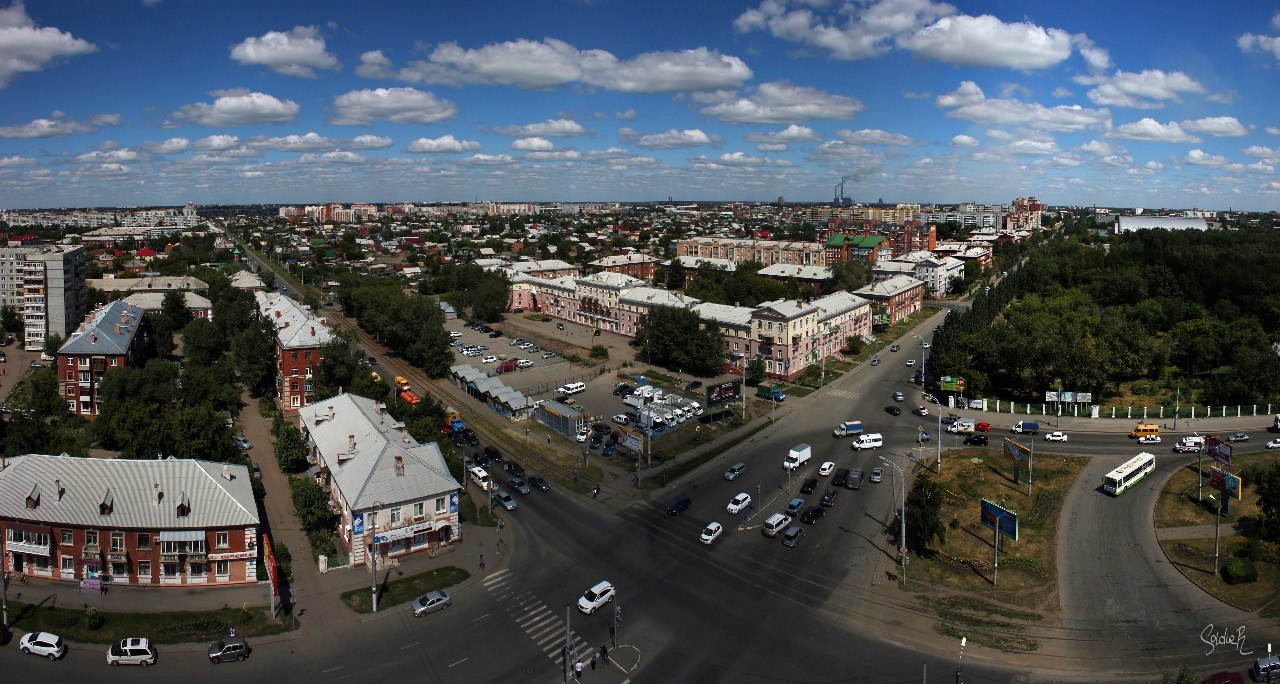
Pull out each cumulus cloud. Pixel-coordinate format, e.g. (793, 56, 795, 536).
(0, 111, 120, 138)
(837, 128, 920, 145)
(1238, 17, 1280, 64)
(0, 2, 97, 88)
(632, 129, 718, 149)
(350, 135, 393, 149)
(511, 137, 554, 151)
(74, 148, 139, 163)
(143, 137, 190, 154)
(194, 134, 241, 152)
(1183, 149, 1230, 168)
(935, 81, 985, 108)
(1268, 126, 1280, 136)
(733, 0, 955, 61)
(899, 14, 1073, 69)
(174, 90, 300, 126)
(1078, 140, 1126, 156)
(492, 118, 591, 137)
(1105, 118, 1199, 143)
(230, 26, 338, 78)
(381, 38, 750, 92)
(525, 149, 582, 161)
(0, 155, 36, 168)
(1077, 69, 1205, 109)
(614, 108, 636, 120)
(1243, 145, 1280, 165)
(250, 131, 337, 151)
(1051, 87, 1073, 98)
(701, 81, 863, 123)
(330, 87, 457, 125)
(1180, 116, 1247, 137)
(1072, 34, 1112, 73)
(937, 83, 1110, 133)
(404, 134, 480, 153)
(744, 124, 820, 144)
(950, 134, 978, 147)
(468, 153, 515, 165)
(755, 143, 788, 152)
(298, 150, 364, 165)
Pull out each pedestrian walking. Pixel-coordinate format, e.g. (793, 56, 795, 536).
(592, 486, 600, 499)
(574, 660, 583, 679)
(601, 644, 608, 663)
(590, 654, 597, 670)
(479, 554, 485, 572)
(547, 435, 551, 444)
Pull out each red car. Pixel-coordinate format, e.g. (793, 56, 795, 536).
(974, 421, 991, 432)
(497, 360, 518, 373)
(1201, 671, 1243, 684)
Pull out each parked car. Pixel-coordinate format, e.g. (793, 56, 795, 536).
(818, 461, 835, 476)
(556, 323, 565, 330)
(800, 478, 818, 494)
(577, 581, 615, 614)
(503, 461, 526, 477)
(529, 475, 551, 491)
(612, 414, 630, 426)
(612, 384, 632, 397)
(29, 361, 45, 368)
(412, 590, 452, 617)
(781, 526, 805, 547)
(700, 522, 724, 545)
(869, 357, 880, 366)
(233, 435, 252, 450)
(799, 505, 825, 524)
(542, 351, 557, 359)
(481, 355, 497, 364)
(1268, 439, 1280, 450)
(915, 405, 930, 417)
(20, 631, 66, 660)
(107, 637, 157, 666)
(576, 428, 590, 443)
(820, 489, 838, 507)
(784, 498, 806, 516)
(889, 344, 900, 352)
(495, 489, 517, 511)
(906, 359, 916, 367)
(1227, 432, 1250, 443)
(484, 446, 504, 462)
(869, 467, 883, 483)
(893, 391, 905, 402)
(207, 635, 251, 663)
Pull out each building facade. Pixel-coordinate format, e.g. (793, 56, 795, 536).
(255, 292, 333, 412)
(0, 245, 87, 351)
(0, 454, 259, 587)
(589, 253, 660, 281)
(675, 237, 826, 267)
(855, 275, 926, 325)
(57, 301, 148, 418)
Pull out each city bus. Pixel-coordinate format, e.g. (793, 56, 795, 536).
(1103, 452, 1156, 496)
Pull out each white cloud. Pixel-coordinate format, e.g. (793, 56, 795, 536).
(0, 2, 96, 88)
(1238, 29, 1280, 63)
(387, 38, 750, 92)
(144, 137, 190, 154)
(733, 0, 955, 61)
(949, 134, 978, 147)
(702, 81, 863, 123)
(901, 90, 932, 100)
(755, 143, 788, 152)
(615, 108, 636, 121)
(230, 26, 338, 78)
(1078, 140, 1125, 156)
(1105, 118, 1199, 143)
(174, 90, 300, 126)
(899, 14, 1073, 69)
(74, 148, 140, 163)
(940, 85, 1110, 132)
(1184, 149, 1229, 168)
(1268, 126, 1280, 136)
(633, 129, 717, 149)
(1206, 91, 1235, 105)
(1077, 69, 1205, 109)
(0, 111, 118, 138)
(744, 124, 820, 144)
(1051, 87, 1073, 98)
(525, 149, 582, 161)
(250, 132, 337, 151)
(511, 137, 554, 151)
(330, 88, 457, 125)
(298, 150, 364, 165)
(1243, 145, 1280, 165)
(194, 134, 241, 152)
(405, 134, 480, 153)
(355, 50, 395, 78)
(468, 154, 516, 165)
(935, 81, 984, 108)
(985, 129, 1015, 140)
(1006, 139, 1059, 155)
(0, 155, 36, 168)
(1180, 116, 1247, 137)
(350, 135, 393, 150)
(837, 128, 920, 145)
(1072, 34, 1111, 73)
(492, 118, 591, 137)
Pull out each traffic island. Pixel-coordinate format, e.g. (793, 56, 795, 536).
(340, 566, 469, 614)
(3, 601, 296, 644)
(1158, 536, 1280, 614)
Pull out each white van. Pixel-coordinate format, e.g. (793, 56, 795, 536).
(851, 433, 884, 450)
(468, 466, 491, 491)
(558, 382, 586, 395)
(762, 513, 792, 537)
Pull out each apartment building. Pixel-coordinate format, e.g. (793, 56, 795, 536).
(676, 237, 825, 267)
(855, 275, 926, 325)
(0, 453, 259, 587)
(57, 300, 147, 418)
(0, 245, 87, 351)
(255, 291, 333, 412)
(589, 253, 660, 281)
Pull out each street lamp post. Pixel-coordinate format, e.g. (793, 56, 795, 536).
(367, 501, 384, 612)
(880, 456, 907, 584)
(956, 636, 966, 684)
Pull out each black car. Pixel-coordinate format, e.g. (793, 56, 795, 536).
(504, 461, 526, 477)
(489, 331, 502, 338)
(461, 429, 480, 446)
(471, 452, 489, 468)
(886, 405, 902, 416)
(556, 323, 565, 330)
(964, 434, 990, 447)
(528, 475, 551, 492)
(833, 468, 850, 488)
(800, 477, 818, 494)
(820, 489, 838, 507)
(592, 423, 611, 434)
(685, 380, 703, 390)
(367, 356, 377, 366)
(484, 446, 504, 462)
(613, 384, 632, 397)
(799, 505, 825, 524)
(666, 494, 691, 515)
(589, 434, 603, 450)
(847, 468, 865, 490)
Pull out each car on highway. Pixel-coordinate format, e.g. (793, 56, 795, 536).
(367, 356, 377, 365)
(973, 421, 990, 432)
(893, 391, 905, 402)
(964, 434, 990, 447)
(685, 381, 703, 390)
(613, 413, 630, 425)
(724, 462, 747, 480)
(781, 526, 805, 547)
(1138, 434, 1162, 445)
(833, 468, 850, 488)
(529, 475, 551, 491)
(869, 467, 883, 484)
(848, 468, 865, 489)
(107, 637, 157, 666)
(1268, 439, 1280, 450)
(576, 428, 590, 442)
(495, 489, 517, 511)
(1227, 432, 1250, 443)
(412, 590, 452, 617)
(922, 342, 930, 349)
(726, 493, 752, 514)
(233, 435, 252, 450)
(208, 635, 251, 663)
(800, 477, 818, 494)
(19, 631, 66, 660)
(784, 498, 806, 516)
(870, 357, 880, 366)
(508, 476, 530, 494)
(820, 489, 838, 507)
(700, 522, 724, 545)
(886, 405, 901, 416)
(577, 581, 615, 614)
(906, 359, 916, 367)
(1044, 431, 1069, 442)
(889, 344, 900, 352)
(818, 461, 835, 476)
(799, 505, 825, 524)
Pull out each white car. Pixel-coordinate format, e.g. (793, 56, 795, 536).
(577, 580, 615, 614)
(700, 522, 724, 545)
(726, 492, 752, 514)
(20, 632, 67, 660)
(818, 461, 835, 476)
(576, 428, 590, 442)
(481, 355, 497, 364)
(449, 331, 461, 338)
(1138, 435, 1162, 445)
(922, 342, 930, 349)
(1044, 431, 1069, 442)
(1267, 439, 1280, 450)
(906, 359, 916, 367)
(516, 359, 534, 368)
(612, 414, 629, 425)
(916, 405, 930, 417)
(107, 637, 157, 666)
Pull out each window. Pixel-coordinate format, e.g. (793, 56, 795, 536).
(435, 497, 447, 514)
(291, 368, 299, 378)
(61, 556, 74, 572)
(390, 507, 401, 525)
(61, 529, 73, 545)
(65, 370, 73, 381)
(189, 562, 207, 576)
(162, 563, 180, 577)
(413, 502, 424, 518)
(215, 532, 229, 548)
(215, 560, 229, 576)
(111, 562, 127, 577)
(110, 531, 124, 552)
(304, 351, 311, 360)
(85, 529, 98, 547)
(137, 560, 151, 578)
(291, 351, 298, 361)
(137, 533, 150, 550)
(161, 540, 207, 554)
(367, 511, 378, 530)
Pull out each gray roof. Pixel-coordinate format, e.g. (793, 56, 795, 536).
(255, 291, 334, 349)
(757, 264, 834, 280)
(1116, 216, 1208, 232)
(509, 259, 575, 273)
(691, 302, 753, 327)
(671, 255, 736, 272)
(619, 287, 694, 309)
(59, 300, 143, 356)
(813, 291, 870, 321)
(0, 454, 258, 530)
(301, 394, 460, 511)
(754, 298, 819, 320)
(87, 275, 209, 293)
(123, 291, 212, 313)
(228, 270, 265, 290)
(856, 275, 925, 298)
(590, 253, 658, 267)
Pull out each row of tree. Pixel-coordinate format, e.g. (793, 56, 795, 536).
(417, 263, 511, 323)
(634, 305, 726, 376)
(338, 278, 453, 377)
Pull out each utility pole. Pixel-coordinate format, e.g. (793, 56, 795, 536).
(563, 605, 572, 684)
(936, 406, 942, 472)
(1174, 384, 1180, 431)
(367, 508, 379, 612)
(2, 570, 9, 628)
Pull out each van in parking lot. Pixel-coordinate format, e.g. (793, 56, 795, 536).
(558, 382, 586, 395)
(762, 513, 791, 537)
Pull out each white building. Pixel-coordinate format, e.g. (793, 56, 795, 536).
(0, 245, 87, 351)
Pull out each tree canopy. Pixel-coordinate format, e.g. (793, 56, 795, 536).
(635, 305, 726, 376)
(340, 278, 452, 377)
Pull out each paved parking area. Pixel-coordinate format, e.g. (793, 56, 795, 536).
(445, 318, 604, 402)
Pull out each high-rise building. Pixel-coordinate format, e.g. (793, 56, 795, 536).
(0, 245, 88, 351)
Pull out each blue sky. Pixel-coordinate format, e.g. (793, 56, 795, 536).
(1, 0, 1279, 210)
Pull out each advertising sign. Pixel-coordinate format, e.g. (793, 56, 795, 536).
(1077, 392, 1093, 403)
(706, 380, 742, 406)
(1004, 438, 1030, 463)
(263, 533, 278, 597)
(1206, 436, 1232, 467)
(1061, 391, 1075, 403)
(1045, 391, 1059, 402)
(980, 499, 1020, 541)
(940, 376, 966, 392)
(450, 491, 459, 514)
(1210, 467, 1242, 500)
(352, 512, 365, 535)
(620, 429, 643, 452)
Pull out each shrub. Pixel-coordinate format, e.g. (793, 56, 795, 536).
(273, 541, 294, 582)
(86, 606, 105, 630)
(1222, 557, 1258, 585)
(589, 345, 609, 360)
(45, 607, 80, 628)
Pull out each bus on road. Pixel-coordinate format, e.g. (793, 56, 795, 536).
(1103, 452, 1156, 496)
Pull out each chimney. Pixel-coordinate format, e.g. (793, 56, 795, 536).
(120, 312, 127, 323)
(93, 332, 99, 343)
(275, 310, 282, 318)
(401, 427, 410, 443)
(55, 478, 64, 501)
(222, 463, 231, 480)
(394, 455, 404, 476)
(329, 405, 335, 421)
(153, 483, 162, 507)
(310, 326, 315, 336)
(348, 434, 356, 451)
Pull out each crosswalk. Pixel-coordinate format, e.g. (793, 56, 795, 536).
(828, 388, 858, 400)
(482, 569, 596, 668)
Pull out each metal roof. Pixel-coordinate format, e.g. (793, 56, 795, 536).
(0, 454, 258, 530)
(255, 291, 334, 350)
(58, 300, 143, 356)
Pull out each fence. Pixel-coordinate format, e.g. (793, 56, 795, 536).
(952, 399, 1276, 421)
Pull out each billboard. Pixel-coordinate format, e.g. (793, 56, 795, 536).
(1209, 467, 1242, 500)
(1061, 391, 1075, 403)
(1045, 391, 1058, 402)
(1206, 436, 1232, 467)
(620, 429, 644, 453)
(707, 380, 742, 406)
(980, 499, 1019, 541)
(263, 533, 279, 597)
(1077, 392, 1093, 403)
(940, 376, 966, 392)
(1004, 438, 1030, 463)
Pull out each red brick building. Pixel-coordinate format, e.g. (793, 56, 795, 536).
(589, 253, 660, 281)
(255, 291, 333, 412)
(56, 300, 147, 418)
(854, 275, 926, 325)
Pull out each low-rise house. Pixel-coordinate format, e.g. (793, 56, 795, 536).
(854, 275, 925, 325)
(57, 300, 147, 418)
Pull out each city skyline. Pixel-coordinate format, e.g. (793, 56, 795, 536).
(0, 0, 1278, 210)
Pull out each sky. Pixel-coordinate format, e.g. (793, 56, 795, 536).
(1, 0, 1279, 210)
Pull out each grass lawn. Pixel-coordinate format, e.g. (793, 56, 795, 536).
(341, 566, 470, 614)
(1160, 536, 1280, 612)
(905, 448, 1088, 651)
(1154, 451, 1280, 529)
(6, 602, 296, 645)
(643, 415, 769, 489)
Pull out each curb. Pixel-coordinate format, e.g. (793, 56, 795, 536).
(1153, 529, 1255, 614)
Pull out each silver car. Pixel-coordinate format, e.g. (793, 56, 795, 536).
(412, 590, 452, 617)
(495, 489, 517, 511)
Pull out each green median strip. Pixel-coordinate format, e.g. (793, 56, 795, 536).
(341, 566, 471, 614)
(4, 602, 296, 644)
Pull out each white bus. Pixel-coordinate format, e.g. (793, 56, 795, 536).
(1274, 414, 1280, 430)
(1103, 452, 1156, 496)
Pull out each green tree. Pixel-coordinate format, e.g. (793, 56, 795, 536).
(289, 475, 337, 532)
(746, 358, 766, 386)
(905, 474, 946, 552)
(665, 259, 686, 290)
(1151, 665, 1196, 684)
(273, 418, 309, 473)
(181, 361, 242, 413)
(634, 305, 725, 376)
(180, 318, 225, 368)
(0, 304, 21, 337)
(231, 316, 277, 397)
(3, 412, 51, 457)
(160, 289, 192, 331)
(1248, 462, 1280, 540)
(42, 333, 63, 359)
(832, 258, 869, 292)
(169, 404, 237, 462)
(589, 344, 609, 360)
(27, 367, 65, 417)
